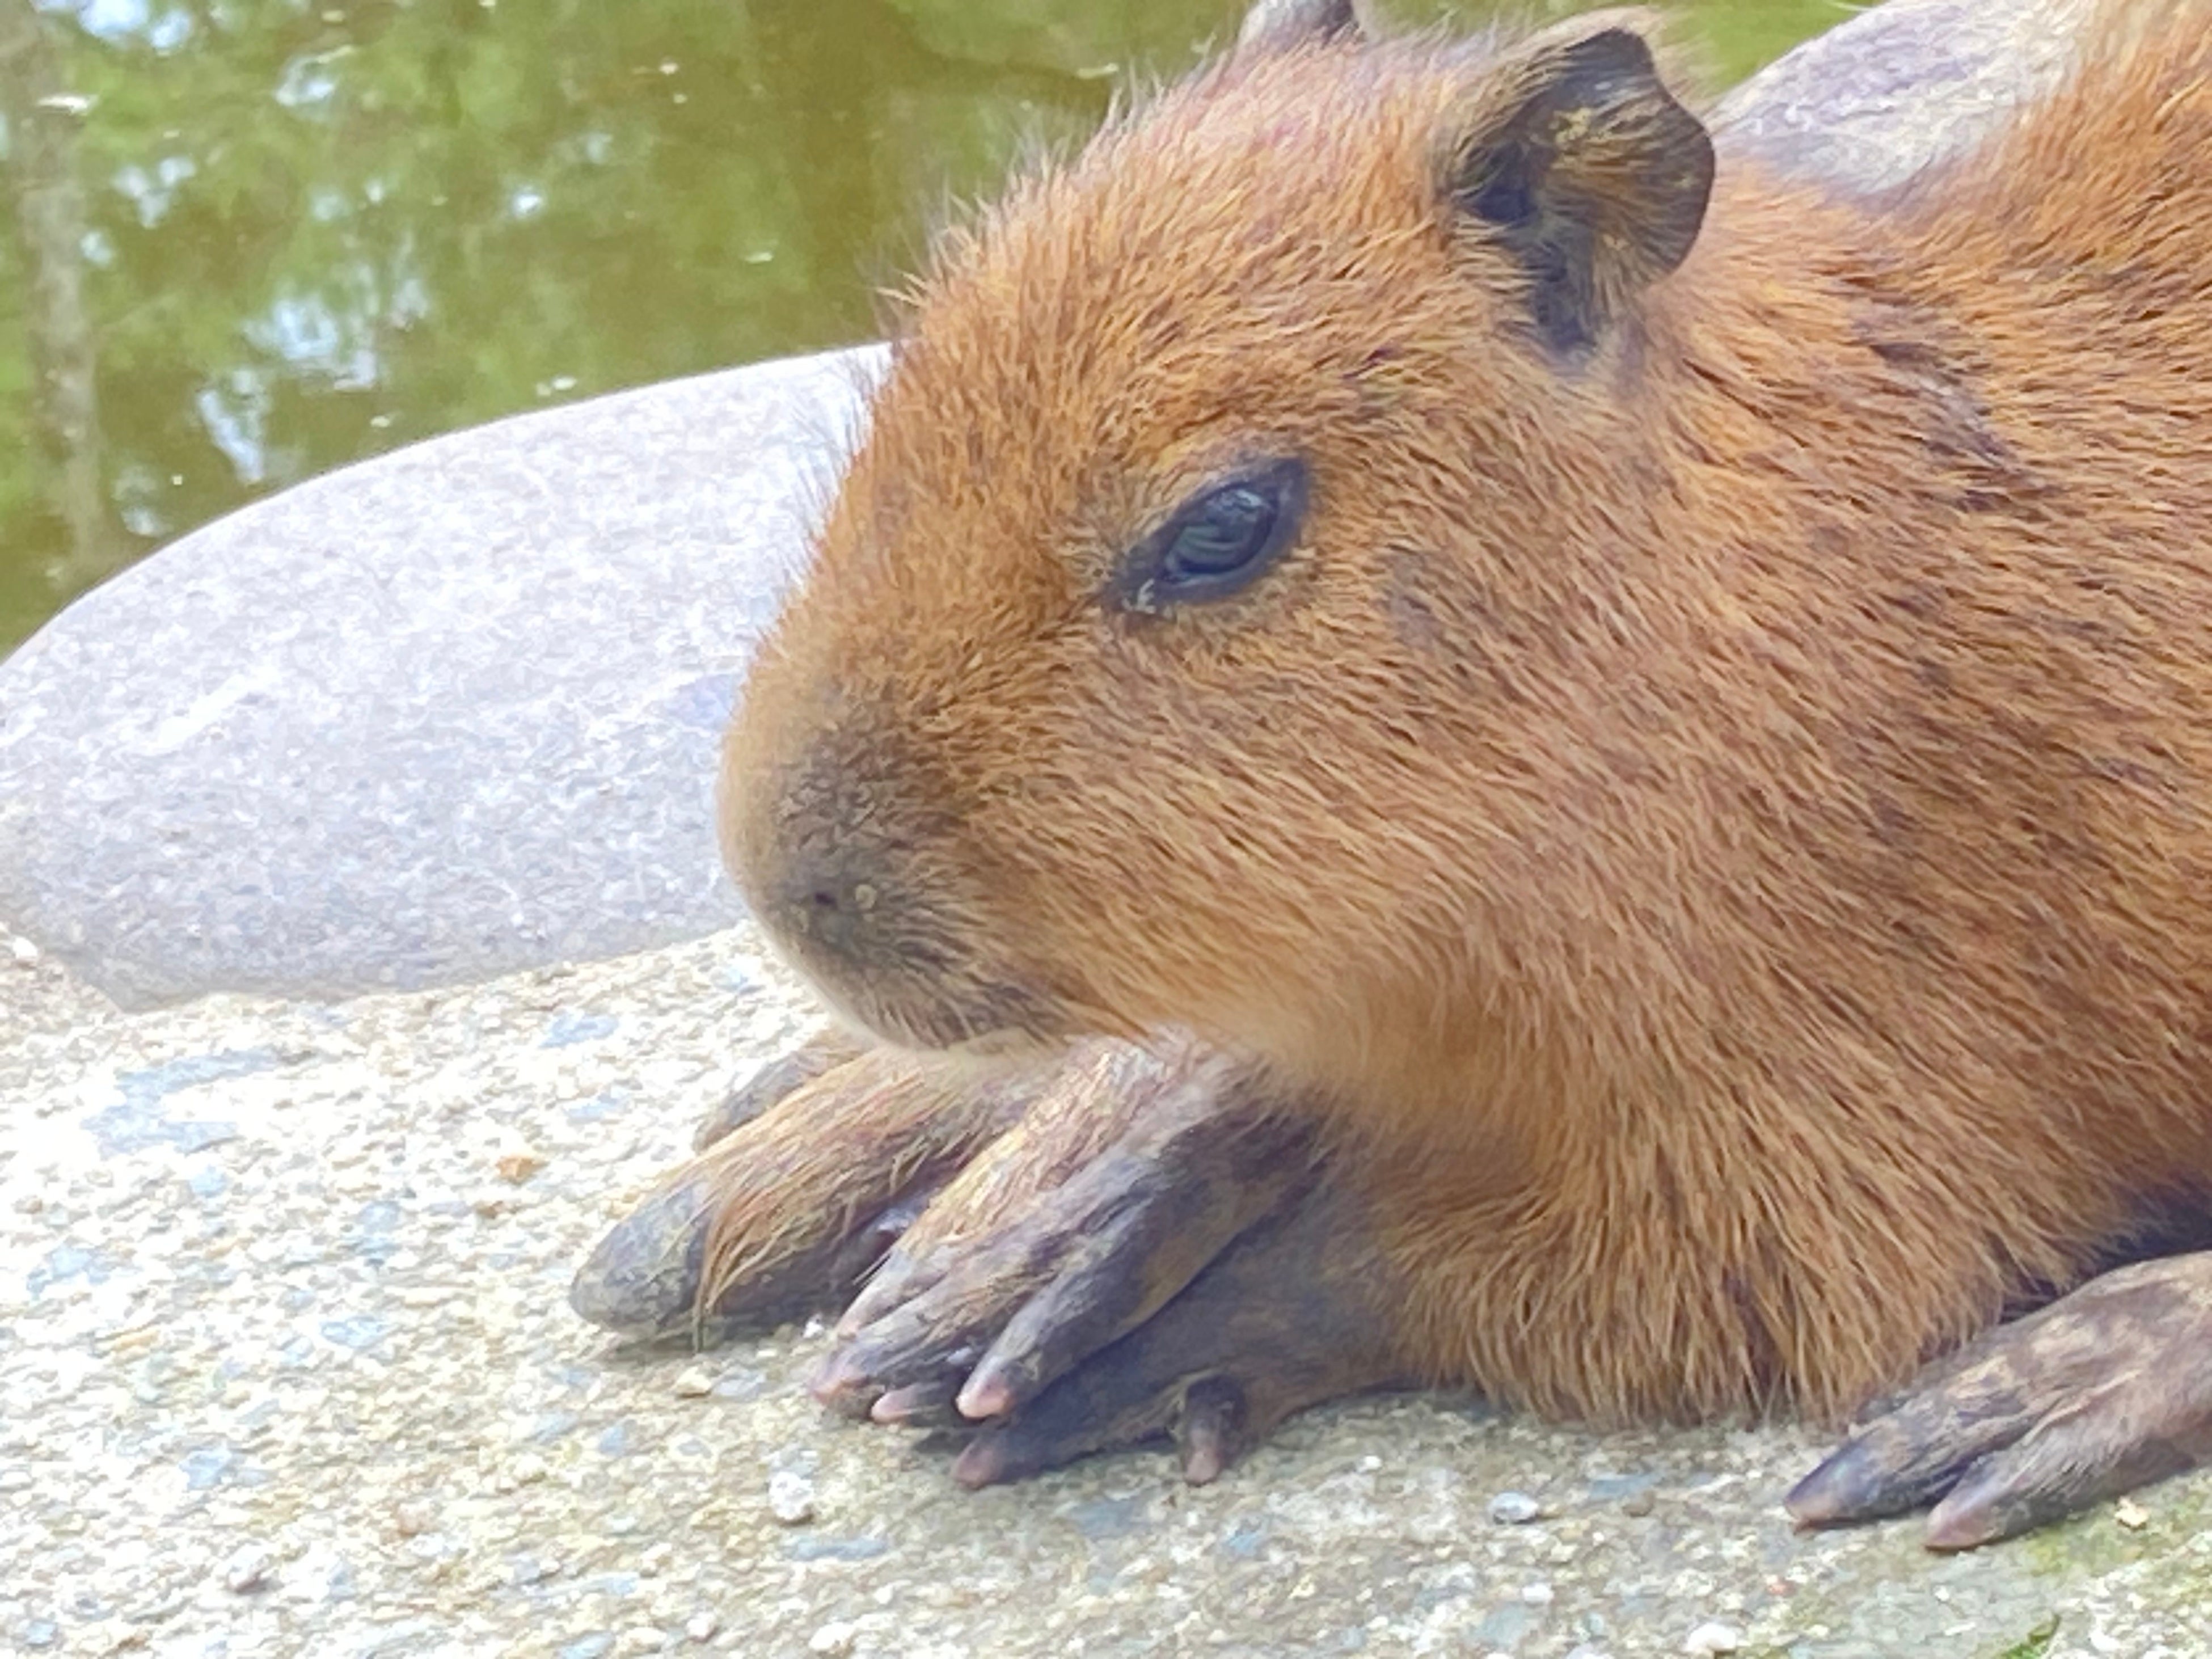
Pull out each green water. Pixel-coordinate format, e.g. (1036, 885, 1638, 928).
(0, 0, 1840, 652)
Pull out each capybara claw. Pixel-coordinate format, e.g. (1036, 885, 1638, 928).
(568, 1170, 724, 1340)
(570, 1163, 923, 1340)
(807, 1056, 1320, 1433)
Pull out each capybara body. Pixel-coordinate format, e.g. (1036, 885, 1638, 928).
(721, 1, 2212, 1429)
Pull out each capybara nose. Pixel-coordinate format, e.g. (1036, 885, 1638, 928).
(723, 706, 923, 980)
(766, 856, 894, 966)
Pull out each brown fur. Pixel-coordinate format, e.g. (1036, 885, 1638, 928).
(683, 1045, 1022, 1330)
(720, 1, 2212, 1429)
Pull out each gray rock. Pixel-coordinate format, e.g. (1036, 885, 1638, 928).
(1713, 0, 2096, 193)
(766, 1468, 819, 1526)
(1681, 1621, 1742, 1656)
(0, 0, 2120, 1010)
(1488, 1489, 1542, 1525)
(0, 347, 885, 1008)
(219, 1544, 274, 1595)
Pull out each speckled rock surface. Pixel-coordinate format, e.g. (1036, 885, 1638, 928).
(5, 926, 2211, 1659)
(0, 345, 885, 1012)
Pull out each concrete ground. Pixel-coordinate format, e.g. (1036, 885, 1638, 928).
(5, 921, 2207, 1659)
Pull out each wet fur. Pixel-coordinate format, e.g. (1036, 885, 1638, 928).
(724, 2, 2212, 1429)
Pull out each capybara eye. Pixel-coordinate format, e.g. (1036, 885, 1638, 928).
(1167, 483, 1276, 576)
(1117, 457, 1308, 613)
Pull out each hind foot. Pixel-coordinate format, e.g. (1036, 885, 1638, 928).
(1786, 1252, 2212, 1550)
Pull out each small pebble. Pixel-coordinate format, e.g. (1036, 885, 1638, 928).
(1683, 1622, 1742, 1655)
(496, 1150, 548, 1184)
(768, 1469, 817, 1525)
(9, 934, 39, 962)
(808, 1621, 858, 1656)
(221, 1544, 273, 1594)
(1488, 1491, 1540, 1525)
(1521, 1582, 1554, 1606)
(2115, 1497, 2150, 1529)
(684, 1612, 721, 1643)
(672, 1366, 714, 1399)
(1621, 1490, 1656, 1517)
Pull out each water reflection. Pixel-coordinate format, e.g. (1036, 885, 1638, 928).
(0, 0, 1834, 651)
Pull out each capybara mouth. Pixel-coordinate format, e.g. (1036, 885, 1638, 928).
(783, 953, 1075, 1058)
(833, 993, 1070, 1060)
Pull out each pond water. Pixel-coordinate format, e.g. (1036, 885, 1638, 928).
(0, 0, 1839, 652)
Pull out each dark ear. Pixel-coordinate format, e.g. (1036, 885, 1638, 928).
(1440, 19, 1713, 354)
(1235, 0, 1369, 55)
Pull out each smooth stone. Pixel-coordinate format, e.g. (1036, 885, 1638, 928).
(1712, 0, 2096, 193)
(0, 345, 885, 1008)
(0, 0, 2104, 1009)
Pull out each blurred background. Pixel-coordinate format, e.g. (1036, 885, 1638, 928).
(0, 0, 1839, 655)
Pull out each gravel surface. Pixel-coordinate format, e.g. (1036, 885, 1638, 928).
(6, 923, 2209, 1659)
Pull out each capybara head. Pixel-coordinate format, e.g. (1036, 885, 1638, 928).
(721, 1, 1716, 1082)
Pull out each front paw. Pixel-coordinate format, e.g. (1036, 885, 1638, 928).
(783, 1039, 1411, 1488)
(933, 1179, 1413, 1489)
(567, 1034, 1029, 1339)
(1786, 1252, 2212, 1550)
(806, 1045, 1324, 1440)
